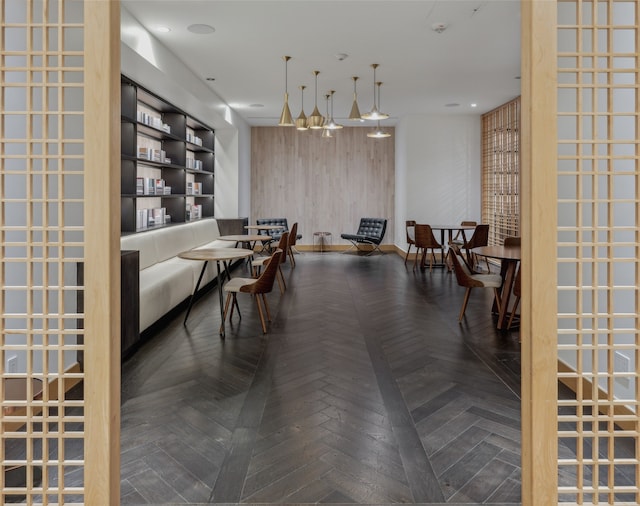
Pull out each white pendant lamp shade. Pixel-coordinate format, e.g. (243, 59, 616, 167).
(348, 76, 364, 122)
(278, 55, 294, 126)
(308, 70, 325, 129)
(361, 64, 389, 121)
(295, 85, 308, 131)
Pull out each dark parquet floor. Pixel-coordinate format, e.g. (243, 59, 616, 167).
(120, 251, 523, 505)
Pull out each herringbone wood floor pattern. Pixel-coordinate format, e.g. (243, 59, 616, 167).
(121, 252, 522, 505)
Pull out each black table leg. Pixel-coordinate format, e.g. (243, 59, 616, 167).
(184, 261, 208, 325)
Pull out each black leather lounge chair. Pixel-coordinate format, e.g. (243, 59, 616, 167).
(341, 218, 387, 255)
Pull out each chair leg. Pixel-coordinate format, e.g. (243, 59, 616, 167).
(223, 293, 233, 322)
(262, 293, 272, 322)
(254, 295, 267, 333)
(404, 244, 412, 264)
(507, 295, 520, 329)
(288, 246, 296, 267)
(459, 287, 473, 321)
(276, 265, 286, 293)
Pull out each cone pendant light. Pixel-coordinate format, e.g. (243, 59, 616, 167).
(308, 70, 324, 129)
(295, 85, 308, 131)
(321, 94, 333, 138)
(361, 64, 389, 121)
(278, 56, 294, 126)
(367, 120, 391, 138)
(324, 90, 343, 130)
(348, 76, 364, 121)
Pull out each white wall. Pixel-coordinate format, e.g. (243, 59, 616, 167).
(395, 114, 482, 250)
(120, 6, 251, 218)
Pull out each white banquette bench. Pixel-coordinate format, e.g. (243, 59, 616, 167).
(120, 219, 234, 333)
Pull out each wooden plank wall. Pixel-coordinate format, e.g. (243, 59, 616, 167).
(251, 127, 395, 246)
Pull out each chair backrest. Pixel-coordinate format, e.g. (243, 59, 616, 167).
(356, 218, 387, 244)
(414, 224, 440, 249)
(256, 218, 288, 240)
(288, 222, 298, 247)
(466, 224, 489, 249)
(276, 231, 289, 263)
(241, 249, 283, 295)
(452, 221, 477, 242)
(504, 236, 520, 248)
(448, 249, 485, 288)
(405, 220, 416, 243)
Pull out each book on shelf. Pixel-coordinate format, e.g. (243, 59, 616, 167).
(164, 186, 172, 195)
(152, 208, 165, 226)
(155, 179, 165, 195)
(136, 177, 144, 195)
(186, 181, 193, 195)
(144, 178, 155, 195)
(192, 182, 202, 195)
(136, 209, 149, 230)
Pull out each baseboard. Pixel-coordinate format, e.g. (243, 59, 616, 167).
(557, 360, 636, 431)
(3, 362, 83, 433)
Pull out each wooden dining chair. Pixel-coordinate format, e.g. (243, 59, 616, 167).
(449, 220, 477, 248)
(223, 249, 283, 334)
(448, 248, 503, 322)
(504, 236, 520, 248)
(507, 266, 521, 329)
(287, 222, 299, 267)
(404, 220, 416, 265)
(413, 224, 444, 272)
(252, 231, 289, 293)
(464, 224, 490, 271)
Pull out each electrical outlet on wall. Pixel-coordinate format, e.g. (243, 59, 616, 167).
(7, 355, 18, 373)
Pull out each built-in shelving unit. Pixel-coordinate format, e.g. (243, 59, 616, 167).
(121, 76, 215, 234)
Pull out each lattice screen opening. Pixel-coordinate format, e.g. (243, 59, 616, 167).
(556, 0, 640, 504)
(481, 97, 521, 247)
(2, 0, 86, 503)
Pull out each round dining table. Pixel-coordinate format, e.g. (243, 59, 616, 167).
(178, 247, 254, 337)
(471, 245, 521, 330)
(219, 234, 272, 253)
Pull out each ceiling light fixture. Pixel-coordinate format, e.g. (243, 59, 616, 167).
(348, 76, 364, 122)
(361, 64, 389, 121)
(156, 26, 171, 33)
(187, 23, 215, 34)
(278, 56, 294, 126)
(321, 94, 333, 138)
(295, 85, 308, 131)
(324, 90, 343, 130)
(367, 120, 391, 139)
(308, 71, 324, 129)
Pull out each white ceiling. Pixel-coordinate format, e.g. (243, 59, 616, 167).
(121, 0, 521, 126)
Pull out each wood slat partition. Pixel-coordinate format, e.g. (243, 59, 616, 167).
(554, 0, 640, 504)
(481, 97, 521, 246)
(1, 0, 119, 503)
(251, 126, 395, 247)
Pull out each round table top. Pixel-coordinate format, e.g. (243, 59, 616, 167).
(471, 245, 521, 261)
(218, 234, 271, 242)
(313, 231, 332, 236)
(178, 247, 254, 262)
(245, 224, 285, 230)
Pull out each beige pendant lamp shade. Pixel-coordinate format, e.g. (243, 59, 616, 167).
(348, 76, 364, 121)
(367, 120, 391, 138)
(324, 90, 343, 130)
(308, 70, 325, 129)
(295, 85, 308, 131)
(321, 94, 333, 138)
(278, 56, 294, 126)
(361, 64, 389, 121)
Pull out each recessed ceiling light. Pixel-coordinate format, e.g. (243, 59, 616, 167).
(445, 103, 460, 108)
(188, 24, 215, 34)
(249, 104, 264, 108)
(155, 26, 171, 33)
(470, 103, 478, 108)
(205, 77, 215, 81)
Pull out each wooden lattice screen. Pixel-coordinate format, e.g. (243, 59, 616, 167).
(556, 0, 640, 503)
(1, 1, 120, 503)
(481, 97, 521, 246)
